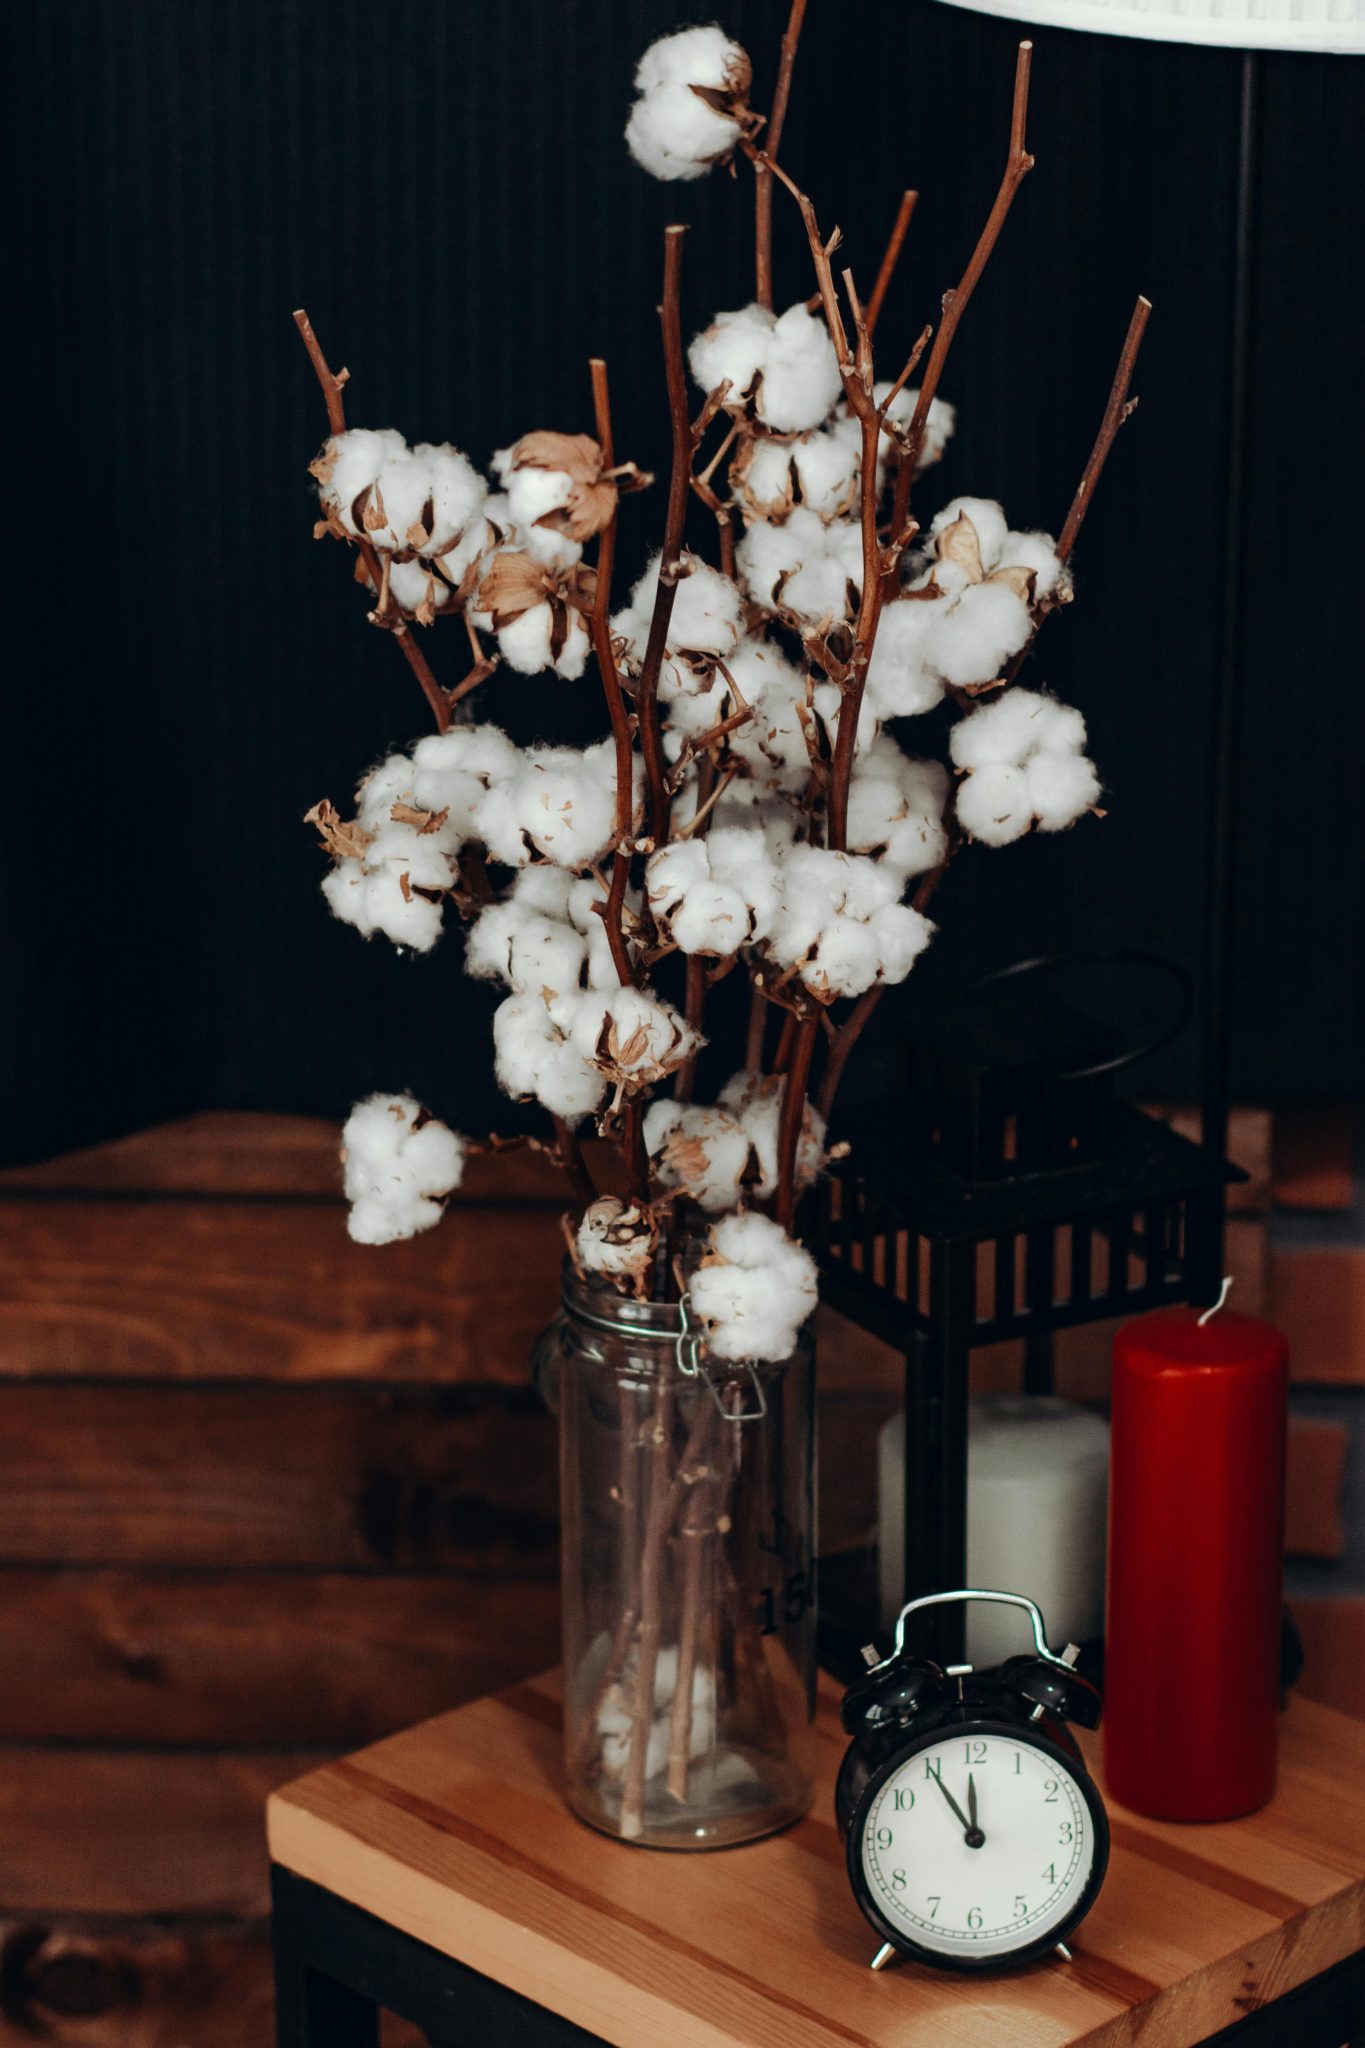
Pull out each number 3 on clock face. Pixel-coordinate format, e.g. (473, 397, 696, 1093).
(850, 1725, 1109, 1968)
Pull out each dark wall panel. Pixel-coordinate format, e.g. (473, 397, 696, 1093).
(2, 0, 1361, 1161)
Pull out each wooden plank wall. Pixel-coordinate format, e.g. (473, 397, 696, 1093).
(0, 1115, 568, 2045)
(0, 1104, 1356, 2042)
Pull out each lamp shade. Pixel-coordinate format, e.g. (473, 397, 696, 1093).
(932, 0, 1365, 50)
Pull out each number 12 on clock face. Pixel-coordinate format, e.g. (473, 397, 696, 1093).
(851, 1728, 1108, 1969)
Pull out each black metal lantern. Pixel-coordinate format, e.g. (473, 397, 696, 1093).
(812, 953, 1236, 1668)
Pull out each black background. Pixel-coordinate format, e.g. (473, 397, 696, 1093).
(3, 0, 1361, 1165)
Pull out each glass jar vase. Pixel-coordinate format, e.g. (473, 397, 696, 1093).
(534, 1263, 817, 1849)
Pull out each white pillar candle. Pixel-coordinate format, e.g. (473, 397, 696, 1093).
(878, 1396, 1110, 1665)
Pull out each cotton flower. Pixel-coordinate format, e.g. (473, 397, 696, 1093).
(732, 426, 860, 524)
(864, 498, 1067, 716)
(341, 1093, 465, 1245)
(493, 992, 607, 1121)
(309, 428, 407, 538)
(661, 635, 820, 797)
(310, 430, 489, 568)
(717, 1069, 826, 1199)
(846, 734, 950, 882)
(471, 546, 591, 678)
(493, 432, 620, 551)
(950, 687, 1100, 847)
(308, 785, 465, 954)
(643, 1100, 753, 1213)
(690, 303, 842, 434)
(830, 384, 957, 493)
(690, 1212, 818, 1363)
(478, 737, 640, 871)
(738, 508, 863, 625)
(558, 985, 702, 1095)
(612, 552, 744, 702)
(576, 1196, 658, 1292)
(625, 26, 752, 182)
(645, 825, 779, 957)
(764, 845, 935, 1001)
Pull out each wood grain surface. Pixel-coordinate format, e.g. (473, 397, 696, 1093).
(269, 1670, 1365, 2048)
(0, 1570, 559, 1747)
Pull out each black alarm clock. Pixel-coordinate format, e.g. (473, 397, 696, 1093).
(837, 1589, 1109, 1973)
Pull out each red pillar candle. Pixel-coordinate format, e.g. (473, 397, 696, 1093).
(1105, 1306, 1288, 1821)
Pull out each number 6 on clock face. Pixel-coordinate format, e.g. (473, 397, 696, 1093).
(849, 1723, 1109, 1969)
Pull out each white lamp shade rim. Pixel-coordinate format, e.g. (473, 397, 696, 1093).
(933, 0, 1365, 51)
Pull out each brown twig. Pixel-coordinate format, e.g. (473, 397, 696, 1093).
(553, 1115, 597, 1206)
(774, 1017, 818, 1229)
(865, 190, 918, 340)
(753, 0, 810, 310)
(633, 228, 691, 848)
(885, 43, 1035, 588)
(1057, 295, 1152, 563)
(586, 358, 639, 989)
(293, 310, 453, 734)
(815, 986, 881, 1123)
(745, 983, 768, 1073)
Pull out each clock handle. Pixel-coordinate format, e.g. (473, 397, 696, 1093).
(882, 1588, 1076, 1673)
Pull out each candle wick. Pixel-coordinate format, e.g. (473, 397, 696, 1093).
(1196, 1275, 1234, 1327)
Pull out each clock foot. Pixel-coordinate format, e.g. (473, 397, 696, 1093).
(870, 1942, 898, 1972)
(1054, 1941, 1073, 1962)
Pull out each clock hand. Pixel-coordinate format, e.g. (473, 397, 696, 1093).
(929, 1768, 972, 1832)
(966, 1771, 985, 1849)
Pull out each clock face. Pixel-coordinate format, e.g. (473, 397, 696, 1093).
(854, 1725, 1105, 1964)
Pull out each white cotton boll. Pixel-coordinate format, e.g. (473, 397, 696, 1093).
(671, 878, 751, 957)
(847, 740, 949, 881)
(791, 428, 859, 516)
(1029, 696, 1088, 757)
(869, 901, 935, 982)
(645, 1101, 751, 1214)
(387, 559, 449, 616)
(364, 450, 433, 551)
(738, 508, 861, 624)
(1025, 749, 1101, 831)
(691, 1212, 818, 1364)
(738, 437, 797, 518)
(863, 599, 948, 719)
(363, 870, 446, 951)
(517, 518, 583, 572)
(316, 427, 407, 535)
(516, 865, 577, 921)
(689, 303, 774, 406)
(495, 602, 553, 678)
(341, 1092, 465, 1246)
(995, 528, 1065, 601)
(365, 822, 453, 893)
(645, 837, 711, 920)
(930, 496, 1010, 571)
(626, 26, 750, 182)
(412, 442, 486, 553)
(716, 1071, 825, 1197)
(510, 914, 587, 999)
(757, 304, 842, 433)
(463, 900, 523, 984)
(950, 688, 1067, 773)
(707, 827, 780, 936)
(492, 993, 606, 1120)
(955, 761, 1034, 846)
(355, 753, 418, 829)
(923, 579, 1032, 688)
(807, 916, 882, 999)
(621, 553, 743, 661)
(576, 1196, 656, 1288)
(321, 860, 376, 937)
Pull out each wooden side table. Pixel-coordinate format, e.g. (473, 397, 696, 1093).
(267, 1671, 1365, 2047)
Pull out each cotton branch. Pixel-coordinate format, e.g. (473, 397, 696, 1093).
(774, 1016, 818, 1229)
(885, 42, 1035, 582)
(753, 0, 810, 310)
(292, 310, 453, 735)
(586, 357, 638, 990)
(865, 190, 918, 339)
(633, 227, 692, 849)
(1057, 295, 1152, 563)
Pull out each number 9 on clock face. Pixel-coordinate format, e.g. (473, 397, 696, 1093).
(849, 1725, 1109, 1968)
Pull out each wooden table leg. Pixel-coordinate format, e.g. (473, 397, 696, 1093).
(273, 1947, 379, 2047)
